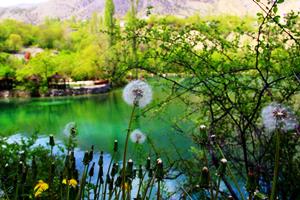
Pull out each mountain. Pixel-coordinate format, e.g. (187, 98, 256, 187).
(0, 0, 299, 24)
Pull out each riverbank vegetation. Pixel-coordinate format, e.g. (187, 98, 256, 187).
(0, 0, 300, 199)
(0, 10, 256, 94)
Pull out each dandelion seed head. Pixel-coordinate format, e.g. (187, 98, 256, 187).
(123, 80, 152, 108)
(262, 102, 298, 132)
(63, 122, 76, 137)
(130, 129, 147, 144)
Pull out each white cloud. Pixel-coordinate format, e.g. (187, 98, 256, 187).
(0, 0, 48, 7)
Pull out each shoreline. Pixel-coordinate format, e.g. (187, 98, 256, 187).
(0, 83, 111, 99)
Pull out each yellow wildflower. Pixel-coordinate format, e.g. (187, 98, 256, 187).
(69, 179, 78, 188)
(34, 180, 49, 197)
(62, 179, 67, 185)
(62, 178, 78, 188)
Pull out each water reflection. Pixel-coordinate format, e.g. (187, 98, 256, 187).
(0, 90, 191, 160)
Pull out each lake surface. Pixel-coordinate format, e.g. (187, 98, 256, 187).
(0, 87, 192, 160)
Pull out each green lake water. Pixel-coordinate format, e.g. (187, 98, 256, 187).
(0, 87, 192, 159)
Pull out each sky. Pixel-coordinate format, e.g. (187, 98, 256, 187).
(0, 0, 47, 7)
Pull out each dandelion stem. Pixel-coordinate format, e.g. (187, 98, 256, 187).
(207, 169, 214, 200)
(116, 188, 121, 200)
(136, 172, 146, 199)
(2, 184, 10, 200)
(76, 164, 88, 200)
(50, 146, 53, 159)
(148, 177, 156, 199)
(94, 161, 103, 200)
(88, 176, 92, 200)
(215, 144, 246, 200)
(15, 175, 19, 200)
(122, 104, 137, 200)
(142, 171, 156, 200)
(103, 152, 115, 200)
(108, 184, 117, 200)
(249, 192, 253, 200)
(157, 180, 161, 200)
(66, 185, 70, 200)
(270, 130, 280, 200)
(214, 175, 222, 200)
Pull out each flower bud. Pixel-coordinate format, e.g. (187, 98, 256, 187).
(156, 158, 164, 180)
(138, 165, 143, 179)
(199, 125, 206, 131)
(83, 151, 90, 165)
(111, 163, 117, 177)
(145, 157, 151, 171)
(200, 166, 210, 188)
(114, 140, 118, 152)
(210, 134, 216, 144)
(126, 159, 134, 178)
(218, 158, 227, 176)
(89, 162, 95, 177)
(89, 145, 94, 162)
(49, 135, 55, 147)
(19, 151, 26, 162)
(98, 151, 104, 166)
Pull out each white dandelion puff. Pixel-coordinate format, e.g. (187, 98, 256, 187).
(63, 122, 76, 137)
(130, 129, 147, 144)
(122, 80, 152, 108)
(261, 102, 298, 132)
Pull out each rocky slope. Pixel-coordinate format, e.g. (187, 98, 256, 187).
(0, 0, 299, 23)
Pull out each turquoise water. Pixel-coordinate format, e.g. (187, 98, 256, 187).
(0, 88, 192, 159)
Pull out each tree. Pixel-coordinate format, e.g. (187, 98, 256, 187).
(125, 0, 141, 79)
(104, 0, 115, 47)
(5, 34, 23, 53)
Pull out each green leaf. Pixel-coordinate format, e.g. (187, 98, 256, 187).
(274, 15, 280, 23)
(277, 0, 284, 4)
(254, 192, 268, 200)
(273, 5, 278, 13)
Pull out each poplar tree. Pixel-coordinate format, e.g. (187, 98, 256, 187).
(104, 0, 115, 46)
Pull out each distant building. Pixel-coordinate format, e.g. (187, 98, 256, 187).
(12, 47, 44, 61)
(47, 73, 67, 90)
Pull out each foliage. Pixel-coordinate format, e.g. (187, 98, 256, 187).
(0, 1, 299, 199)
(124, 1, 300, 199)
(0, 132, 168, 200)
